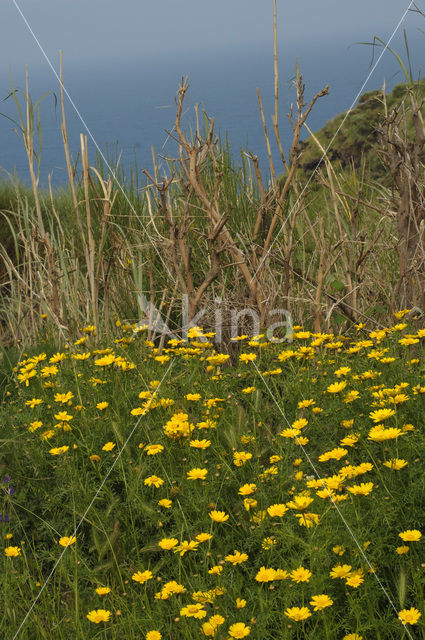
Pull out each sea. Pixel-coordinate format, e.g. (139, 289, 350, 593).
(0, 30, 423, 188)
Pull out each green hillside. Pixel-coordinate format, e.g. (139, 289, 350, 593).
(298, 79, 425, 179)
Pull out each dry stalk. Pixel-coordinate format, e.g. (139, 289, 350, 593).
(143, 160, 228, 321)
(172, 78, 263, 317)
(256, 76, 329, 278)
(377, 85, 425, 310)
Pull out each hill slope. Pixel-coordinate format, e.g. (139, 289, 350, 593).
(298, 79, 425, 178)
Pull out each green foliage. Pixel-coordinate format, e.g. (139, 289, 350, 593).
(1, 321, 425, 638)
(298, 80, 425, 181)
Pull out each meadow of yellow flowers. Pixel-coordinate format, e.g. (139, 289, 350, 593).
(1, 312, 424, 639)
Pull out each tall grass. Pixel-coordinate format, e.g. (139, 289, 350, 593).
(1, 35, 424, 349)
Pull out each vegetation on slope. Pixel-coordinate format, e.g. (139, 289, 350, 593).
(298, 79, 425, 181)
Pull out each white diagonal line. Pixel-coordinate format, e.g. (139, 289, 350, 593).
(11, 359, 174, 639)
(251, 1, 415, 283)
(251, 359, 414, 638)
(11, 0, 176, 286)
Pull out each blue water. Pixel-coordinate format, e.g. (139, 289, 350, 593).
(0, 31, 423, 188)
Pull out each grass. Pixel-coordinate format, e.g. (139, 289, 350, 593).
(1, 316, 425, 639)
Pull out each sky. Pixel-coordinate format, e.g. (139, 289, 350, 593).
(1, 1, 424, 186)
(0, 0, 423, 73)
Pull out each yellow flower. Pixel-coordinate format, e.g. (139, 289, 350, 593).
(29, 420, 43, 432)
(344, 390, 360, 403)
(190, 439, 211, 449)
(158, 499, 172, 509)
(290, 567, 312, 583)
(86, 609, 111, 623)
(286, 495, 313, 511)
(369, 408, 395, 422)
(233, 451, 252, 466)
(174, 540, 199, 556)
(209, 614, 225, 628)
(41, 429, 55, 440)
(228, 622, 251, 638)
(49, 446, 70, 456)
(332, 545, 345, 556)
(242, 387, 255, 394)
(206, 354, 230, 366)
(319, 447, 348, 462)
(145, 444, 164, 455)
(394, 309, 411, 319)
(236, 598, 247, 608)
(59, 536, 76, 547)
(292, 417, 308, 430)
(144, 475, 164, 488)
(398, 607, 421, 625)
(398, 530, 421, 542)
(201, 623, 215, 637)
(81, 324, 96, 333)
(284, 606, 312, 621)
(132, 570, 153, 584)
(94, 354, 116, 366)
(4, 546, 21, 557)
(330, 564, 352, 579)
(255, 566, 276, 582)
(102, 442, 116, 451)
(368, 426, 403, 442)
(343, 635, 363, 640)
(383, 459, 408, 470)
(239, 353, 257, 363)
(347, 482, 374, 496)
(185, 393, 201, 401)
(335, 366, 351, 377)
(180, 603, 207, 619)
(243, 498, 257, 511)
(262, 536, 277, 550)
(40, 365, 58, 377)
(96, 402, 109, 410)
(399, 337, 419, 345)
(158, 538, 179, 550)
(54, 392, 74, 404)
(267, 503, 288, 517)
(90, 454, 101, 462)
(157, 580, 186, 599)
(187, 468, 208, 480)
(327, 381, 347, 393)
(49, 352, 67, 363)
(238, 483, 257, 496)
(345, 574, 364, 587)
(279, 427, 301, 439)
(340, 434, 359, 447)
(208, 565, 223, 575)
(95, 587, 111, 595)
(225, 550, 248, 565)
(297, 398, 315, 408)
(146, 631, 162, 640)
(209, 510, 229, 523)
(54, 411, 73, 422)
(196, 533, 212, 542)
(310, 594, 333, 611)
(295, 512, 320, 527)
(18, 370, 37, 386)
(396, 546, 410, 554)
